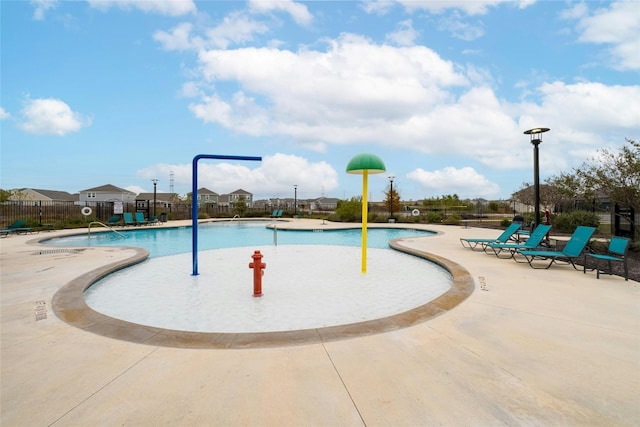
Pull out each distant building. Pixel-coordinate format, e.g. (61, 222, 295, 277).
(310, 197, 339, 211)
(136, 192, 182, 211)
(8, 188, 76, 204)
(197, 188, 219, 205)
(79, 184, 136, 204)
(227, 189, 253, 208)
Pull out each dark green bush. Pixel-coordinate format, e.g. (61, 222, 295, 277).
(553, 210, 600, 233)
(443, 214, 462, 225)
(426, 212, 442, 223)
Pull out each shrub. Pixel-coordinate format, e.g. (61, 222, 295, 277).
(426, 212, 442, 223)
(500, 218, 511, 227)
(553, 210, 600, 233)
(443, 214, 462, 225)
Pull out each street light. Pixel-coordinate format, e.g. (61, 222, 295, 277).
(294, 184, 298, 217)
(151, 179, 158, 217)
(523, 127, 550, 228)
(388, 175, 395, 219)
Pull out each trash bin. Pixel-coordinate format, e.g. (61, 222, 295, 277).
(160, 213, 167, 223)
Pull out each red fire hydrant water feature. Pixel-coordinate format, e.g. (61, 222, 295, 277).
(248, 250, 266, 297)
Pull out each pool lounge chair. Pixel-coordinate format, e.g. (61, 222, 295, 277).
(460, 222, 522, 251)
(0, 219, 33, 236)
(134, 212, 149, 226)
(270, 209, 283, 218)
(583, 236, 630, 281)
(487, 224, 552, 259)
(106, 216, 121, 227)
(518, 226, 596, 269)
(123, 212, 136, 227)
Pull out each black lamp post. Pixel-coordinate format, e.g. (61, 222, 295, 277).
(388, 175, 394, 218)
(151, 179, 158, 217)
(294, 184, 297, 217)
(524, 128, 550, 228)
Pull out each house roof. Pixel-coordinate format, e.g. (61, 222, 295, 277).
(14, 188, 76, 201)
(197, 188, 219, 195)
(80, 184, 134, 194)
(230, 188, 251, 195)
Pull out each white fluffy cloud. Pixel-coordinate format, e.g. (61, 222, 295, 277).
(0, 107, 10, 120)
(183, 32, 638, 177)
(31, 0, 57, 20)
(137, 154, 338, 198)
(87, 0, 196, 16)
(563, 1, 640, 71)
(18, 98, 91, 136)
(407, 166, 500, 199)
(248, 0, 313, 26)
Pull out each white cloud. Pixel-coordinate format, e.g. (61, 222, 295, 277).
(31, 0, 57, 20)
(407, 166, 501, 199)
(437, 12, 485, 41)
(386, 19, 419, 46)
(396, 0, 533, 16)
(248, 0, 313, 26)
(205, 11, 270, 49)
(184, 32, 637, 181)
(564, 1, 640, 71)
(87, 0, 196, 16)
(0, 107, 10, 120)
(136, 154, 338, 199)
(153, 23, 199, 51)
(18, 98, 92, 136)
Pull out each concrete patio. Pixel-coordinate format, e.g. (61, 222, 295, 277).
(1, 220, 638, 426)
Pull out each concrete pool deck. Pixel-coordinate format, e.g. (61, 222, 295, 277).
(1, 219, 639, 426)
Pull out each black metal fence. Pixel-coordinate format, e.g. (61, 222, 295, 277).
(0, 201, 273, 228)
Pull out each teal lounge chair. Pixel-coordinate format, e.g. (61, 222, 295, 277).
(487, 224, 552, 259)
(518, 226, 596, 269)
(148, 215, 159, 225)
(583, 236, 630, 281)
(123, 212, 136, 226)
(460, 222, 522, 251)
(0, 219, 32, 235)
(106, 215, 121, 227)
(269, 209, 278, 217)
(134, 212, 149, 226)
(270, 209, 283, 218)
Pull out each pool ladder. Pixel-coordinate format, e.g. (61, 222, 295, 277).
(88, 221, 126, 238)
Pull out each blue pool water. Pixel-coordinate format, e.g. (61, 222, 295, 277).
(47, 221, 435, 257)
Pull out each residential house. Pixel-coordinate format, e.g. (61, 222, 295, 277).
(196, 188, 219, 206)
(9, 188, 76, 204)
(228, 189, 253, 208)
(310, 197, 339, 211)
(79, 184, 136, 205)
(136, 192, 182, 212)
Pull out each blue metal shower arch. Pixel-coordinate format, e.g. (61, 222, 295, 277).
(192, 154, 262, 275)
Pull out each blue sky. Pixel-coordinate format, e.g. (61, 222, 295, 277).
(1, 0, 638, 202)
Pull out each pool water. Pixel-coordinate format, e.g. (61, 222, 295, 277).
(47, 221, 436, 257)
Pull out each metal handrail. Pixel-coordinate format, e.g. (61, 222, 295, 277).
(88, 221, 126, 238)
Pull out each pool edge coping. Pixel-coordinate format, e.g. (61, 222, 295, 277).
(51, 237, 475, 349)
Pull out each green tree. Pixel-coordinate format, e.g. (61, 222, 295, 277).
(575, 138, 640, 213)
(383, 185, 401, 216)
(234, 196, 247, 216)
(335, 197, 362, 222)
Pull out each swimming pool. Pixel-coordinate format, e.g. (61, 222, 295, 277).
(46, 221, 436, 257)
